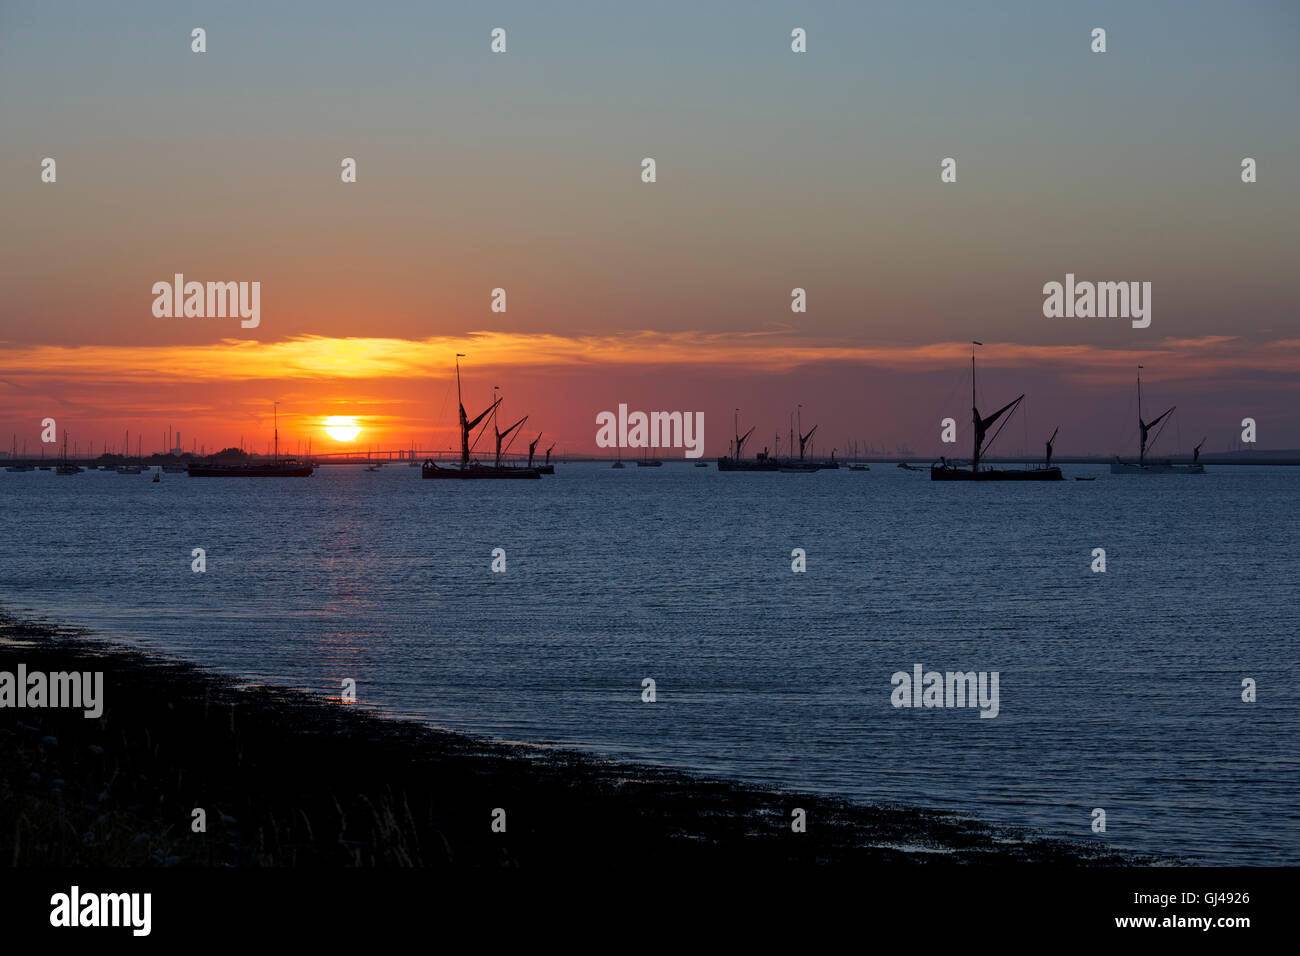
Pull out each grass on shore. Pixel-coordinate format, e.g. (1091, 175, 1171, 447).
(0, 611, 1149, 868)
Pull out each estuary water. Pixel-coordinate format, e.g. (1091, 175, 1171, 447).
(1, 462, 1297, 863)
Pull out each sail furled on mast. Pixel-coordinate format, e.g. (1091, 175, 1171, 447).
(460, 399, 500, 465)
(495, 414, 528, 466)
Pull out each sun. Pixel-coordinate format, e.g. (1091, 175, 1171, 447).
(322, 416, 362, 442)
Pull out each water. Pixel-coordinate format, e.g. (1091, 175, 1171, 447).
(1, 462, 1297, 863)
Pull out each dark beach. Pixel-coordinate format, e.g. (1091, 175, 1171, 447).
(0, 608, 1152, 868)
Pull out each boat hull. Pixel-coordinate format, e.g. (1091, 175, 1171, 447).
(1110, 460, 1205, 475)
(421, 461, 540, 479)
(931, 465, 1064, 481)
(716, 458, 780, 472)
(536, 464, 555, 474)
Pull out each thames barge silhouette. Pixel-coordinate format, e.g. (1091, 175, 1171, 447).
(422, 355, 541, 479)
(1110, 367, 1205, 474)
(931, 344, 1063, 481)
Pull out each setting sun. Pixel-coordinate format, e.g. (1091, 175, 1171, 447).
(322, 416, 362, 442)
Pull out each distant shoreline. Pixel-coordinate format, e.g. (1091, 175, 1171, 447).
(0, 607, 1161, 868)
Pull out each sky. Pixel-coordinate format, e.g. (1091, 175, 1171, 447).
(1, 0, 1297, 457)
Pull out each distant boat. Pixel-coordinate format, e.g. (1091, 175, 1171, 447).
(421, 355, 541, 479)
(117, 464, 144, 474)
(55, 432, 81, 475)
(612, 458, 626, 469)
(1075, 477, 1097, 481)
(161, 462, 188, 473)
(189, 403, 314, 477)
(527, 433, 556, 474)
(636, 458, 663, 467)
(931, 344, 1063, 481)
(694, 461, 709, 468)
(5, 436, 33, 471)
(716, 411, 781, 471)
(897, 462, 924, 471)
(849, 464, 870, 471)
(1110, 368, 1205, 474)
(536, 443, 555, 474)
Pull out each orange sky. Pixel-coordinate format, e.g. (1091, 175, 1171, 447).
(2, 332, 1297, 457)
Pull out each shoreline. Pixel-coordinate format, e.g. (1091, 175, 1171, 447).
(0, 608, 1159, 867)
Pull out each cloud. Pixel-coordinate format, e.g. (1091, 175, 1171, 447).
(1, 331, 1297, 386)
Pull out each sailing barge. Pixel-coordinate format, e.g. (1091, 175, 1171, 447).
(931, 344, 1063, 481)
(1110, 368, 1205, 474)
(422, 355, 541, 479)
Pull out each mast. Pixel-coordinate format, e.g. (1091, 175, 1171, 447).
(1138, 366, 1147, 462)
(274, 401, 279, 462)
(455, 354, 500, 467)
(1135, 365, 1174, 464)
(972, 342, 980, 472)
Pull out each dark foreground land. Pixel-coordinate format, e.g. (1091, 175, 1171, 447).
(0, 610, 1152, 868)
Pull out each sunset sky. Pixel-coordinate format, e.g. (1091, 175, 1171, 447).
(1, 0, 1297, 457)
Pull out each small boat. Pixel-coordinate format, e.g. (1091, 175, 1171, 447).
(897, 462, 924, 471)
(694, 461, 709, 468)
(536, 443, 556, 474)
(5, 436, 34, 471)
(1075, 476, 1096, 481)
(55, 432, 81, 474)
(612, 459, 625, 469)
(849, 464, 870, 471)
(636, 458, 663, 467)
(527, 433, 556, 474)
(117, 464, 144, 474)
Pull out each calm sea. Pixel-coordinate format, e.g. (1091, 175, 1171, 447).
(2, 462, 1297, 863)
